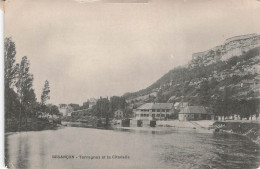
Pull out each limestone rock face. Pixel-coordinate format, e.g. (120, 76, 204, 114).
(190, 34, 260, 67)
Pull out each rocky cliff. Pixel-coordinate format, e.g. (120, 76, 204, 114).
(189, 34, 260, 68)
(123, 34, 260, 108)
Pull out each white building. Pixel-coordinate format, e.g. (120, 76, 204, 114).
(59, 104, 74, 117)
(88, 98, 97, 108)
(135, 103, 174, 120)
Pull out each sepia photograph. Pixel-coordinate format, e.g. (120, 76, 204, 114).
(3, 0, 260, 168)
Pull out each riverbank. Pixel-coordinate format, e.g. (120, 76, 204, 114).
(156, 120, 215, 129)
(112, 120, 215, 134)
(5, 118, 61, 132)
(213, 121, 260, 145)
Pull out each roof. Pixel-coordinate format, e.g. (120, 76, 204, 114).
(115, 109, 123, 112)
(179, 106, 208, 114)
(174, 102, 188, 108)
(174, 102, 180, 107)
(137, 103, 173, 110)
(168, 96, 176, 101)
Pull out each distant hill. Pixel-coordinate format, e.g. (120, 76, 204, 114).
(123, 34, 260, 107)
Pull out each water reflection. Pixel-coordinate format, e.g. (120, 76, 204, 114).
(5, 127, 260, 169)
(16, 135, 30, 169)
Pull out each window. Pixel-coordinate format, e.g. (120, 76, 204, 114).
(141, 114, 144, 117)
(152, 109, 155, 112)
(161, 114, 165, 117)
(157, 109, 160, 112)
(152, 114, 155, 117)
(166, 110, 170, 112)
(157, 114, 160, 117)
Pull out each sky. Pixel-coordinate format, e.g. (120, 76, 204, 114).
(4, 0, 260, 105)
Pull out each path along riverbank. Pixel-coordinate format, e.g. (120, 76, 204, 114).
(156, 120, 215, 128)
(213, 121, 260, 145)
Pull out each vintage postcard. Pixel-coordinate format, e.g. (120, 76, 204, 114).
(3, 0, 260, 168)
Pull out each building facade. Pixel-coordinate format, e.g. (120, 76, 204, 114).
(135, 103, 174, 120)
(88, 98, 97, 108)
(178, 106, 213, 121)
(114, 109, 124, 119)
(59, 104, 74, 117)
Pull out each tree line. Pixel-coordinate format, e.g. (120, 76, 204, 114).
(90, 96, 132, 125)
(5, 37, 60, 129)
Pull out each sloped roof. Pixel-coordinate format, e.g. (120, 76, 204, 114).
(168, 96, 176, 101)
(137, 103, 173, 110)
(180, 106, 208, 114)
(174, 102, 180, 107)
(174, 102, 188, 107)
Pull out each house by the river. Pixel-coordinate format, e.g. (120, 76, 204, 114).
(178, 106, 214, 121)
(134, 103, 174, 120)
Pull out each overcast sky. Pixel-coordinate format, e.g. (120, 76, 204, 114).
(4, 0, 260, 105)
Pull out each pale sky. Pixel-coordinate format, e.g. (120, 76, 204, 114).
(4, 0, 260, 105)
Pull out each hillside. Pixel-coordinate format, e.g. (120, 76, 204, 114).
(123, 34, 260, 109)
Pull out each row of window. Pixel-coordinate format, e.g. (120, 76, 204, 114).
(184, 114, 193, 118)
(136, 114, 168, 117)
(139, 109, 170, 112)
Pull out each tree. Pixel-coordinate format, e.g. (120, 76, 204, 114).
(5, 87, 20, 119)
(247, 99, 258, 120)
(212, 96, 224, 120)
(23, 88, 37, 118)
(109, 96, 126, 113)
(16, 56, 36, 128)
(46, 104, 60, 118)
(82, 102, 89, 109)
(40, 80, 50, 117)
(196, 81, 211, 106)
(124, 109, 133, 118)
(4, 37, 19, 88)
(4, 37, 20, 119)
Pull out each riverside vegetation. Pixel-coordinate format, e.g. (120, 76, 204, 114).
(4, 37, 61, 132)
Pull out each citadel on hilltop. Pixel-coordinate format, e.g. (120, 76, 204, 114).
(190, 33, 260, 67)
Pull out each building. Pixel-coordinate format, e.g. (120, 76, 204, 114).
(135, 103, 174, 120)
(88, 98, 97, 108)
(59, 104, 74, 117)
(178, 106, 213, 121)
(114, 109, 124, 119)
(174, 102, 188, 110)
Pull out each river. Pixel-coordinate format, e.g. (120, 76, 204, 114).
(5, 126, 260, 169)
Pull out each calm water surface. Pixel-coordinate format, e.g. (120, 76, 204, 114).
(5, 126, 260, 169)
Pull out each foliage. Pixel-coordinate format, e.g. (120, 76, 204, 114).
(4, 37, 59, 132)
(47, 104, 61, 117)
(16, 56, 36, 120)
(41, 80, 50, 105)
(4, 37, 19, 88)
